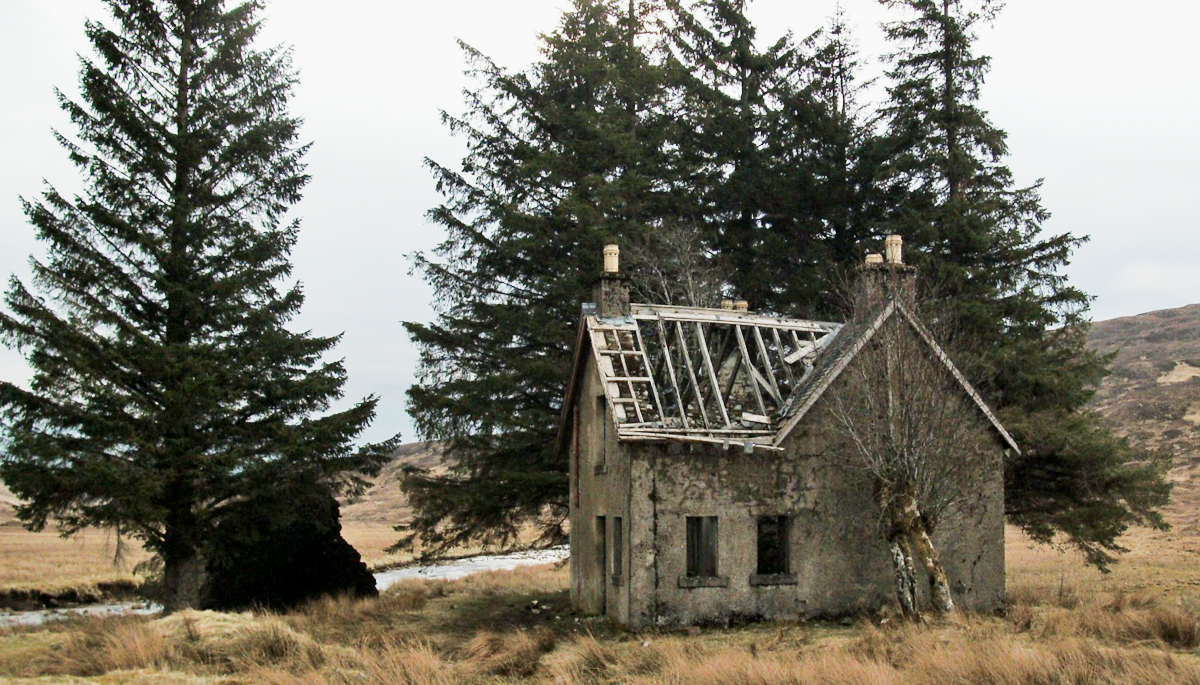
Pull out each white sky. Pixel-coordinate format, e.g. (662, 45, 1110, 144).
(1, 1, 1197, 444)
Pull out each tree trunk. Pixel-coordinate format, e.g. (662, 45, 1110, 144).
(884, 491, 955, 617)
(161, 494, 204, 614)
(908, 521, 955, 614)
(888, 535, 921, 621)
(162, 549, 205, 614)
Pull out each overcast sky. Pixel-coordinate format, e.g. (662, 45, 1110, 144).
(1, 1, 1197, 445)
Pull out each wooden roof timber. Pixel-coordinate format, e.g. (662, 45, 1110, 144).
(557, 299, 1021, 458)
(630, 303, 841, 333)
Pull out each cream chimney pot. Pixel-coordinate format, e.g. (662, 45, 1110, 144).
(734, 300, 750, 312)
(720, 299, 734, 311)
(865, 253, 884, 265)
(603, 244, 619, 273)
(885, 235, 903, 265)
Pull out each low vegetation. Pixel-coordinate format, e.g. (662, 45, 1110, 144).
(4, 530, 1200, 684)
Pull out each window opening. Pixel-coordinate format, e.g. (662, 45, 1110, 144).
(612, 516, 623, 579)
(686, 516, 719, 577)
(756, 515, 789, 575)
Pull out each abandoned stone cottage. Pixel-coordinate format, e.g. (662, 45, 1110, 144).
(556, 238, 1018, 628)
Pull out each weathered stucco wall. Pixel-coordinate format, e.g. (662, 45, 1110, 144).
(624, 363, 1005, 628)
(568, 357, 633, 624)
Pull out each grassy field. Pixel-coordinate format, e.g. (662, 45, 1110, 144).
(2, 524, 1199, 684)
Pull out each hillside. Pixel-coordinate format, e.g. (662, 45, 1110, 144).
(339, 440, 449, 525)
(1087, 303, 1200, 531)
(0, 480, 18, 527)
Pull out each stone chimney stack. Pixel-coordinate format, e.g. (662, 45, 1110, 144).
(885, 234, 903, 265)
(593, 244, 630, 320)
(858, 234, 916, 310)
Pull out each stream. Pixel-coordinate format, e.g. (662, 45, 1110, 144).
(0, 545, 569, 628)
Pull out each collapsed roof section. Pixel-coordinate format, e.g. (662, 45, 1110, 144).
(556, 237, 1020, 457)
(580, 303, 842, 452)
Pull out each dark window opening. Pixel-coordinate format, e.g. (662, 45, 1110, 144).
(612, 516, 623, 578)
(597, 395, 607, 468)
(686, 516, 719, 577)
(756, 515, 789, 575)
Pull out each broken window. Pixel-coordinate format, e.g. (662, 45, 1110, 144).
(686, 516, 719, 577)
(612, 516, 623, 579)
(756, 515, 790, 575)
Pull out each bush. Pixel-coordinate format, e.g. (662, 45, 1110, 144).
(202, 481, 377, 611)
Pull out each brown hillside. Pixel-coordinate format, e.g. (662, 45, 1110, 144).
(338, 440, 449, 525)
(1087, 302, 1200, 533)
(0, 480, 18, 527)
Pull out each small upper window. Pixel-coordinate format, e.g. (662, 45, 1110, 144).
(686, 516, 719, 577)
(756, 515, 789, 575)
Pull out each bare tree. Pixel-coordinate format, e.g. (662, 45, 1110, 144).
(828, 275, 994, 619)
(623, 222, 729, 308)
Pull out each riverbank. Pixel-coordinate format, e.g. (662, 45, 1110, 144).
(0, 578, 142, 613)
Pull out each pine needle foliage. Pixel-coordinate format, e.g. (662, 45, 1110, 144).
(401, 0, 672, 555)
(876, 0, 1170, 568)
(0, 0, 394, 611)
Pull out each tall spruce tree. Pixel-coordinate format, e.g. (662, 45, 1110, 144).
(758, 6, 890, 317)
(0, 0, 391, 612)
(877, 0, 1169, 567)
(662, 0, 800, 310)
(402, 0, 670, 554)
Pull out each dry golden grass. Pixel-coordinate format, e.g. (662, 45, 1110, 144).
(4, 531, 1200, 685)
(0, 525, 148, 598)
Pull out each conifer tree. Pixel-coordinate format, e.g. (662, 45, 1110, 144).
(758, 6, 890, 317)
(0, 0, 391, 612)
(662, 0, 798, 309)
(402, 0, 671, 554)
(876, 0, 1169, 567)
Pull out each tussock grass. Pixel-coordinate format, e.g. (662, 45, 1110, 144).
(6, 530, 1200, 684)
(1041, 605, 1200, 649)
(459, 627, 557, 676)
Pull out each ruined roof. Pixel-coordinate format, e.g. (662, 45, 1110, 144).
(556, 298, 1019, 457)
(556, 302, 842, 455)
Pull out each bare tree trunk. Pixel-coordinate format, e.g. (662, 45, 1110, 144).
(886, 491, 955, 617)
(908, 521, 955, 614)
(161, 495, 205, 614)
(888, 535, 920, 620)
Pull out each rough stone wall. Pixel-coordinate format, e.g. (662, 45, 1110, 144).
(621, 362, 1005, 628)
(568, 356, 633, 624)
